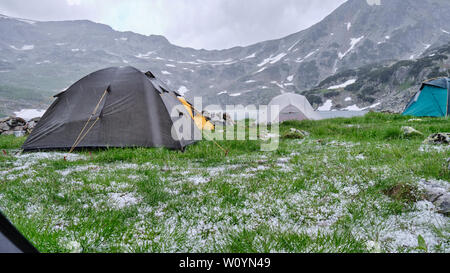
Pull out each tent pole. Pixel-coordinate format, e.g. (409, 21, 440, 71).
(68, 88, 108, 153)
(447, 78, 449, 117)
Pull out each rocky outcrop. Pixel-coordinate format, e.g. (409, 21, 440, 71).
(203, 111, 235, 126)
(282, 128, 310, 139)
(0, 116, 40, 136)
(303, 43, 450, 112)
(423, 133, 450, 145)
(402, 126, 424, 137)
(2, 0, 450, 113)
(419, 179, 450, 216)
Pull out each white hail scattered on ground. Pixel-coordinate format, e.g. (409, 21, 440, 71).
(108, 192, 141, 209)
(1, 138, 449, 252)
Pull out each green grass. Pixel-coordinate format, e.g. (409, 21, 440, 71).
(0, 113, 449, 253)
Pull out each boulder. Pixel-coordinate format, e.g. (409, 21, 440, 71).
(423, 133, 450, 145)
(0, 116, 41, 136)
(0, 122, 9, 132)
(420, 179, 450, 216)
(223, 113, 235, 126)
(24, 117, 40, 133)
(282, 128, 310, 139)
(401, 126, 423, 137)
(203, 111, 235, 127)
(6, 117, 26, 127)
(434, 195, 450, 216)
(0, 117, 11, 123)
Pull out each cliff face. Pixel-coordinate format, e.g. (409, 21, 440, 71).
(302, 43, 450, 113)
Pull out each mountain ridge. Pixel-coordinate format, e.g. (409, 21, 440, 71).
(1, 0, 450, 116)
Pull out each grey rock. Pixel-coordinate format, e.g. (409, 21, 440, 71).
(419, 179, 450, 216)
(423, 187, 445, 203)
(0, 117, 41, 136)
(282, 128, 310, 139)
(203, 111, 235, 127)
(0, 117, 11, 123)
(434, 194, 450, 216)
(402, 126, 423, 137)
(25, 118, 40, 132)
(6, 117, 26, 127)
(423, 133, 450, 145)
(0, 122, 9, 131)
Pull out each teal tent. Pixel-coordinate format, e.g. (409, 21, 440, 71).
(402, 78, 450, 117)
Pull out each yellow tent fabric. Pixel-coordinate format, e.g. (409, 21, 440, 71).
(177, 97, 214, 131)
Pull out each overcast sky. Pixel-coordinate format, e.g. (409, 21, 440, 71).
(0, 0, 347, 49)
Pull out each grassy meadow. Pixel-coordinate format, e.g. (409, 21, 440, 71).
(0, 112, 449, 253)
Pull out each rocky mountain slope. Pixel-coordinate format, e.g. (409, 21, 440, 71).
(302, 42, 450, 113)
(1, 0, 450, 115)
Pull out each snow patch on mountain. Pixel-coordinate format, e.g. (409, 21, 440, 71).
(14, 109, 45, 121)
(135, 51, 155, 59)
(343, 104, 364, 111)
(10, 44, 34, 51)
(328, 79, 357, 89)
(288, 40, 301, 51)
(318, 100, 333, 111)
(243, 53, 256, 59)
(296, 49, 319, 63)
(36, 60, 51, 65)
(366, 0, 381, 6)
(177, 86, 189, 96)
(258, 53, 287, 67)
(338, 36, 364, 60)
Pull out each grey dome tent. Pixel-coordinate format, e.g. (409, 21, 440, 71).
(268, 93, 322, 123)
(0, 211, 38, 253)
(22, 66, 203, 151)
